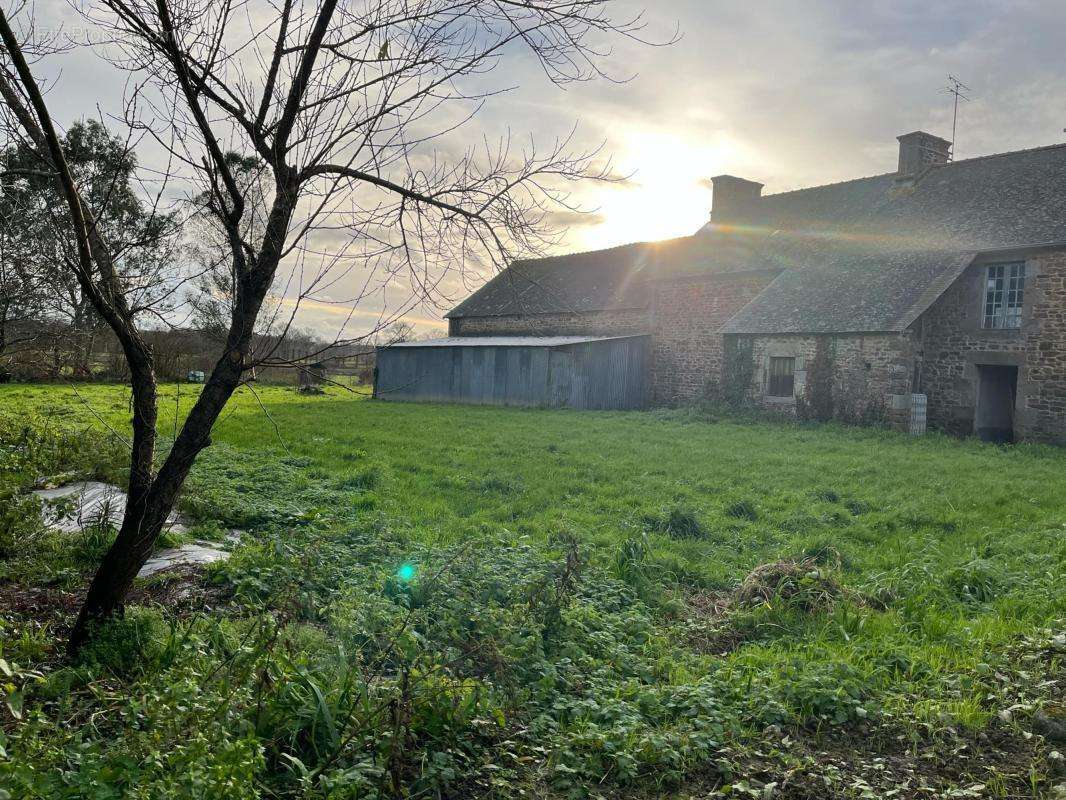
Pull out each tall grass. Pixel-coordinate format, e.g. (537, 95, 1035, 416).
(0, 383, 1063, 798)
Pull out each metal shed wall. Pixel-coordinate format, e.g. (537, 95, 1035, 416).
(374, 336, 648, 410)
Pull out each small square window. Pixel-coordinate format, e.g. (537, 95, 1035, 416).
(983, 262, 1025, 329)
(767, 357, 795, 398)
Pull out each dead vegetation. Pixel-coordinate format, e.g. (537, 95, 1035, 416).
(732, 558, 844, 612)
(681, 557, 867, 656)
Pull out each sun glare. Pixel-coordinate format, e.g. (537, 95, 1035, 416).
(571, 130, 751, 250)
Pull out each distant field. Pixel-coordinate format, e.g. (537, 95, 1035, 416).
(1, 382, 1063, 798)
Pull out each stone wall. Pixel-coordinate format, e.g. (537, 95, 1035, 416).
(918, 251, 1066, 444)
(447, 308, 650, 337)
(729, 332, 916, 427)
(448, 251, 1066, 444)
(1024, 252, 1066, 442)
(650, 272, 776, 405)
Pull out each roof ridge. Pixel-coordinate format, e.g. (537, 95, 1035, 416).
(512, 239, 649, 266)
(761, 139, 1066, 200)
(761, 171, 893, 200)
(512, 233, 702, 267)
(944, 139, 1066, 168)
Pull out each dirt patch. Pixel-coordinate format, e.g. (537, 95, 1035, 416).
(700, 722, 1057, 800)
(643, 721, 1053, 800)
(0, 582, 82, 668)
(0, 581, 81, 623)
(0, 565, 232, 640)
(587, 719, 1057, 799)
(128, 565, 233, 615)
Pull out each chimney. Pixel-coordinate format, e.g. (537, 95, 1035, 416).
(710, 175, 763, 223)
(896, 131, 952, 178)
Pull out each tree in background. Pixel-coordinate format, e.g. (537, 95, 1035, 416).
(379, 321, 417, 345)
(0, 210, 43, 372)
(0, 120, 180, 376)
(0, 0, 652, 650)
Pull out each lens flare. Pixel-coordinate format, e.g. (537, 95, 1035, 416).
(396, 563, 416, 582)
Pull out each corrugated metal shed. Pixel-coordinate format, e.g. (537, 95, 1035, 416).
(375, 335, 649, 410)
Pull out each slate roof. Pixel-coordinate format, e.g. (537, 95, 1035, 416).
(384, 335, 646, 348)
(449, 141, 1066, 334)
(445, 233, 772, 318)
(446, 242, 655, 318)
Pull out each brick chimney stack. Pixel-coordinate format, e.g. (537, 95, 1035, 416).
(897, 131, 952, 178)
(710, 175, 764, 224)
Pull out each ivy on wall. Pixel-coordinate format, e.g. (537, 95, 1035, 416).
(797, 335, 834, 421)
(706, 335, 755, 408)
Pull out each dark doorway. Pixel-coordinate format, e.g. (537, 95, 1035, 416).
(975, 365, 1018, 443)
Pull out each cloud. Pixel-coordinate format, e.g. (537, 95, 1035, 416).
(24, 0, 1066, 336)
(542, 210, 607, 228)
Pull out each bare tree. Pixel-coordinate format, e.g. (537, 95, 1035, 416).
(186, 151, 274, 339)
(379, 320, 417, 345)
(0, 0, 655, 650)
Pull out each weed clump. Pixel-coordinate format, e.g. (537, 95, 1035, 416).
(613, 534, 651, 585)
(473, 474, 522, 495)
(643, 506, 708, 540)
(797, 540, 853, 571)
(944, 559, 1006, 603)
(76, 607, 169, 677)
(844, 498, 870, 516)
(0, 494, 40, 559)
(335, 465, 382, 491)
(733, 558, 843, 612)
(812, 488, 870, 517)
(725, 498, 759, 521)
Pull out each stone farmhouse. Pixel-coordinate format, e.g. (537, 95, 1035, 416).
(384, 131, 1066, 444)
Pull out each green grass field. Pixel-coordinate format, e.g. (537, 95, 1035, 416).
(0, 383, 1063, 798)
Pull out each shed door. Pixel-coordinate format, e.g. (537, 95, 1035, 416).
(547, 348, 573, 408)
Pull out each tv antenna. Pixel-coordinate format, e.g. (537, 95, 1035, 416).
(942, 75, 971, 160)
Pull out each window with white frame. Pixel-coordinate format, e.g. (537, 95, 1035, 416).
(983, 262, 1025, 329)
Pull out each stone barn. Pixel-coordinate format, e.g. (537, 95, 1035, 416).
(421, 130, 1066, 444)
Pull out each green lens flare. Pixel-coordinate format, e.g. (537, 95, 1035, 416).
(397, 563, 416, 582)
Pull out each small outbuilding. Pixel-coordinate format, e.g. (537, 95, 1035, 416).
(298, 360, 328, 388)
(374, 335, 648, 410)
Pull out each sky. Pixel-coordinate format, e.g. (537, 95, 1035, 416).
(21, 0, 1066, 336)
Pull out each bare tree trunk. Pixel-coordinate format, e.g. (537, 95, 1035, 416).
(66, 348, 244, 649)
(0, 302, 8, 359)
(68, 179, 295, 649)
(66, 336, 159, 649)
(67, 361, 217, 650)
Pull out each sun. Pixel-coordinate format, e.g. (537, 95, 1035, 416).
(570, 129, 754, 250)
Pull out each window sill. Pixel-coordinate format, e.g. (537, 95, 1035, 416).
(978, 326, 1024, 334)
(764, 395, 796, 404)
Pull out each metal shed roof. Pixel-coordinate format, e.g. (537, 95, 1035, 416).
(382, 335, 647, 348)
